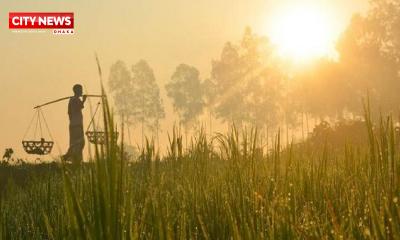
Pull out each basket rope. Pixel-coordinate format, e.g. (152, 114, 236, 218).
(22, 108, 55, 155)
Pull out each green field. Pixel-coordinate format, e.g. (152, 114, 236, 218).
(1, 106, 400, 240)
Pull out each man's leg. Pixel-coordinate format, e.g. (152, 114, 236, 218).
(62, 125, 75, 162)
(73, 150, 83, 165)
(71, 125, 85, 165)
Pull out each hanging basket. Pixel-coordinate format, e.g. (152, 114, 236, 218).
(22, 139, 54, 155)
(86, 131, 119, 145)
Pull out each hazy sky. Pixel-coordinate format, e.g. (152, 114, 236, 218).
(0, 0, 368, 159)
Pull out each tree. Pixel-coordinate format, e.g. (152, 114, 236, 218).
(210, 27, 283, 129)
(131, 60, 165, 145)
(108, 60, 134, 124)
(211, 41, 247, 124)
(292, 59, 357, 121)
(166, 64, 205, 128)
(202, 78, 217, 135)
(288, 0, 400, 124)
(336, 0, 400, 115)
(109, 59, 164, 146)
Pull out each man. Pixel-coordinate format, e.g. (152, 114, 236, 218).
(63, 84, 87, 164)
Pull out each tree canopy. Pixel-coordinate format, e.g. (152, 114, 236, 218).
(108, 59, 165, 131)
(166, 64, 205, 127)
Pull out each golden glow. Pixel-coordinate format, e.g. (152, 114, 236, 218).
(268, 4, 337, 62)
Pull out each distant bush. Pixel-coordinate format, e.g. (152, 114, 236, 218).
(308, 119, 368, 148)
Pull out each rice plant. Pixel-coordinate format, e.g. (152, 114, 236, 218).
(0, 97, 400, 239)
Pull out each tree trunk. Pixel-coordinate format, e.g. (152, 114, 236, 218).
(306, 112, 309, 138)
(156, 119, 160, 151)
(141, 119, 144, 148)
(302, 112, 305, 142)
(209, 111, 212, 137)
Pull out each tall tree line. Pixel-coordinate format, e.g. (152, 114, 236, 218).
(108, 60, 164, 146)
(108, 0, 400, 141)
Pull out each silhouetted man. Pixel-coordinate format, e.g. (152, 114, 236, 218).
(63, 84, 87, 164)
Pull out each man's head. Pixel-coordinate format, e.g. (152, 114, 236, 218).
(73, 84, 83, 96)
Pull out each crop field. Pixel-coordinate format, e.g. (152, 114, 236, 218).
(2, 0, 400, 239)
(0, 104, 399, 240)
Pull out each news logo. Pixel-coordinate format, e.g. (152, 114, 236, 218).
(9, 12, 74, 35)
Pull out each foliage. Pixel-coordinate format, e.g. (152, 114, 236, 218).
(335, 0, 400, 115)
(108, 60, 165, 130)
(166, 64, 205, 127)
(131, 60, 165, 130)
(108, 61, 134, 123)
(292, 59, 358, 120)
(210, 27, 283, 128)
(306, 119, 368, 148)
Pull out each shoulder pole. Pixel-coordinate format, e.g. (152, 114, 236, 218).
(33, 95, 104, 109)
(34, 96, 71, 109)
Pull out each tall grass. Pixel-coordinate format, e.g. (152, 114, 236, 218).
(0, 98, 400, 239)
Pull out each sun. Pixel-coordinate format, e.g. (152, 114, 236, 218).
(268, 4, 337, 62)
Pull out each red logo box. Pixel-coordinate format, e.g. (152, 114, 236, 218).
(9, 12, 74, 29)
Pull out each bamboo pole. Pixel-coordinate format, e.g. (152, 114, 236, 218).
(33, 95, 104, 109)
